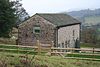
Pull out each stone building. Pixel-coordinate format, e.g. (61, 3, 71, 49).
(18, 13, 81, 48)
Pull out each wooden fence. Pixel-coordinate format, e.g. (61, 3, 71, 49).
(0, 43, 100, 55)
(0, 41, 100, 60)
(1, 45, 100, 55)
(50, 47, 100, 61)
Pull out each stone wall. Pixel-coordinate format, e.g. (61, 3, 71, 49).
(18, 14, 80, 47)
(58, 24, 80, 48)
(18, 15, 55, 46)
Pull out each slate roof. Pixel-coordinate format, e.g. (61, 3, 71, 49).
(36, 13, 81, 27)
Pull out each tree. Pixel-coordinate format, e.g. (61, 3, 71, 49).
(0, 0, 17, 37)
(0, 0, 30, 37)
(12, 0, 30, 26)
(81, 27, 97, 44)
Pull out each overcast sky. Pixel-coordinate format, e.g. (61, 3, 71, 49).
(20, 0, 100, 16)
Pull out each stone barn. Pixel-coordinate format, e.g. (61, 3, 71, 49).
(18, 13, 81, 48)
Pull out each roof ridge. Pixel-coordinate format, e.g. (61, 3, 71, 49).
(19, 13, 81, 27)
(36, 13, 67, 15)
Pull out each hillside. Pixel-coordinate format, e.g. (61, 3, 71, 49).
(65, 9, 100, 45)
(68, 9, 100, 19)
(67, 9, 100, 26)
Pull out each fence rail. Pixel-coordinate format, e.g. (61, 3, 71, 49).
(0, 44, 100, 60)
(0, 44, 100, 53)
(51, 47, 100, 52)
(0, 44, 38, 49)
(50, 47, 100, 61)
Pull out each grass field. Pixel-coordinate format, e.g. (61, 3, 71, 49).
(0, 44, 37, 55)
(65, 53, 100, 60)
(0, 44, 100, 67)
(80, 43, 100, 48)
(0, 52, 100, 67)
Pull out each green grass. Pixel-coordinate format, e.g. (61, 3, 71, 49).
(0, 44, 47, 55)
(0, 44, 100, 67)
(0, 44, 35, 54)
(65, 53, 100, 59)
(85, 16, 100, 25)
(0, 49, 37, 54)
(0, 44, 34, 50)
(81, 43, 100, 48)
(0, 52, 100, 67)
(35, 56, 100, 67)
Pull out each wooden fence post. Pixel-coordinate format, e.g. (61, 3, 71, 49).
(37, 40, 41, 54)
(93, 48, 94, 54)
(51, 41, 54, 47)
(50, 41, 54, 56)
(93, 48, 95, 59)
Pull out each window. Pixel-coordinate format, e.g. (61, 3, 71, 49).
(33, 25, 41, 34)
(25, 33, 28, 37)
(73, 30, 75, 36)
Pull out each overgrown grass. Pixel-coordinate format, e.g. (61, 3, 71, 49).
(0, 38, 16, 45)
(0, 44, 100, 67)
(0, 52, 100, 67)
(34, 55, 100, 67)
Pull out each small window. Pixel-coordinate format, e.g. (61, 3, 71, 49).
(73, 30, 75, 36)
(25, 33, 28, 37)
(33, 25, 41, 34)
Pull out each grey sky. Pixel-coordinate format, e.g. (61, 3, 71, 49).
(21, 0, 100, 16)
